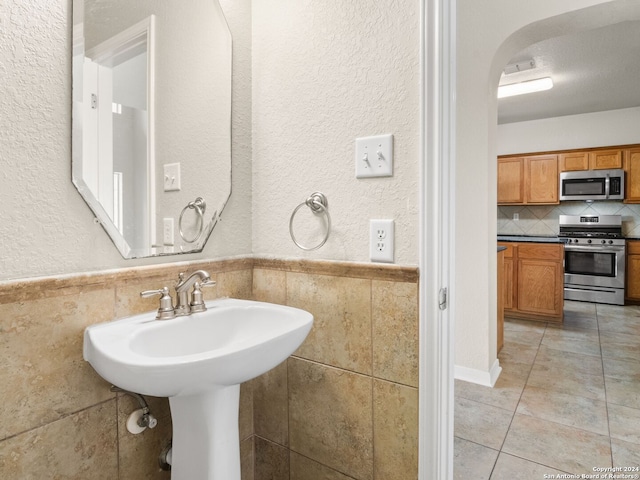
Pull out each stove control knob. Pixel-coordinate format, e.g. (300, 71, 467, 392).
(573, 239, 579, 243)
(587, 239, 592, 244)
(608, 240, 614, 245)
(601, 240, 606, 245)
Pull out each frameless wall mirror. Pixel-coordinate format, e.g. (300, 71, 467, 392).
(72, 0, 232, 258)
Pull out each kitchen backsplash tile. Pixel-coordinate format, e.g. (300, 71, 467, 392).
(498, 202, 640, 237)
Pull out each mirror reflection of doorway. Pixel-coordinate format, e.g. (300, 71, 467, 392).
(82, 16, 155, 251)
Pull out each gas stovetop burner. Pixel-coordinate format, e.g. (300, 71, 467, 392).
(558, 214, 623, 243)
(558, 232, 624, 239)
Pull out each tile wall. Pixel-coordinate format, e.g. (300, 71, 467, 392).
(0, 258, 419, 480)
(251, 259, 419, 480)
(0, 258, 254, 479)
(498, 202, 640, 237)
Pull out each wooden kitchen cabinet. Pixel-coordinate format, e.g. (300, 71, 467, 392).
(499, 243, 515, 310)
(526, 155, 559, 204)
(624, 148, 640, 203)
(589, 149, 622, 170)
(497, 248, 505, 354)
(497, 241, 564, 322)
(559, 152, 589, 172)
(497, 157, 524, 204)
(626, 240, 640, 301)
(498, 155, 558, 205)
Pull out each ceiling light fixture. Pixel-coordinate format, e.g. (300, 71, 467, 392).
(498, 77, 554, 99)
(503, 60, 536, 75)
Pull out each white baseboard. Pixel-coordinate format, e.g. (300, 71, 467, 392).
(454, 359, 502, 387)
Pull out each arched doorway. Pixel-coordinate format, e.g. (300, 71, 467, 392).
(443, 1, 640, 478)
(421, 1, 640, 478)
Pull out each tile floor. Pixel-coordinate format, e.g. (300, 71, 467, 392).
(454, 301, 640, 479)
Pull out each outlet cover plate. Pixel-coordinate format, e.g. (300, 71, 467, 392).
(370, 219, 394, 263)
(163, 217, 174, 245)
(355, 134, 393, 178)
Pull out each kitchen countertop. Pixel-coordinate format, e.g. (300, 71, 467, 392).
(498, 235, 566, 244)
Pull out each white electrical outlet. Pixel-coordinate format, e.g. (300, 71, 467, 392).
(163, 217, 174, 245)
(370, 219, 394, 263)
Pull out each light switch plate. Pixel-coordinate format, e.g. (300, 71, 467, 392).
(355, 134, 393, 178)
(164, 163, 181, 191)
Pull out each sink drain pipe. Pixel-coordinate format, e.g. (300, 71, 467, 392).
(159, 440, 172, 471)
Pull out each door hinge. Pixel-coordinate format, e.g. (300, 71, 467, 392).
(438, 287, 448, 310)
(91, 93, 98, 109)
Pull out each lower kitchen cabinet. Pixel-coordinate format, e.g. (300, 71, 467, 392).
(626, 240, 640, 301)
(497, 248, 505, 354)
(624, 148, 640, 203)
(498, 241, 564, 322)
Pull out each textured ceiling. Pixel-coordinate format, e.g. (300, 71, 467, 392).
(497, 21, 640, 125)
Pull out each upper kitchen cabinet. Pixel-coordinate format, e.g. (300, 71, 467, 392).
(497, 157, 524, 203)
(498, 154, 559, 205)
(559, 149, 623, 171)
(589, 149, 623, 170)
(559, 152, 589, 171)
(624, 148, 640, 204)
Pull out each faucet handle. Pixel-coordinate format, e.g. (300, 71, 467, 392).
(140, 287, 176, 320)
(190, 282, 205, 313)
(188, 281, 207, 313)
(188, 279, 216, 314)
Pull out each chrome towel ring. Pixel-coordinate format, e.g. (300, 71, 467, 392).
(289, 192, 331, 251)
(179, 197, 206, 244)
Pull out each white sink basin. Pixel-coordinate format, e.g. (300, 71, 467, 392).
(84, 298, 312, 396)
(83, 298, 313, 480)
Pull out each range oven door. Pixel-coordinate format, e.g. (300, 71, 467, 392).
(564, 244, 625, 290)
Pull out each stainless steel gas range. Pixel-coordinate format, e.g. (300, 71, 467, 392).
(559, 214, 625, 305)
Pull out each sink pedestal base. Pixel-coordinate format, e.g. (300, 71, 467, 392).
(169, 385, 241, 480)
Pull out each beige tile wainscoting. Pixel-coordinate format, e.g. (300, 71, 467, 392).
(0, 258, 418, 480)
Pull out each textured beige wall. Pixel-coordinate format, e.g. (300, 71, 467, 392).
(0, 1, 419, 478)
(251, 0, 421, 265)
(0, 0, 252, 282)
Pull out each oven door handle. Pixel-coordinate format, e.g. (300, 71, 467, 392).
(564, 245, 625, 253)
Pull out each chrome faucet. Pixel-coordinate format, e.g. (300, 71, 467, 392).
(140, 286, 177, 320)
(174, 270, 216, 316)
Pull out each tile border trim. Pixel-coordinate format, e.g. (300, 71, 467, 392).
(0, 257, 419, 304)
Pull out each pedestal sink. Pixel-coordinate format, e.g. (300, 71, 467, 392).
(83, 298, 313, 480)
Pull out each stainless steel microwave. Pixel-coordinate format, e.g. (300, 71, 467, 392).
(559, 169, 624, 201)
